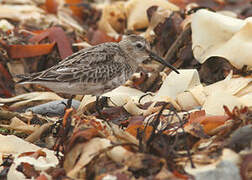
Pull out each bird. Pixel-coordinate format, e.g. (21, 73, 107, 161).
(17, 35, 179, 95)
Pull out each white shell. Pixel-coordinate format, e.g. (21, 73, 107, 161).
(191, 9, 252, 69)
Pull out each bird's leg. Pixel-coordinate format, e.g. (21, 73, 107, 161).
(60, 95, 74, 109)
(95, 96, 102, 117)
(95, 96, 108, 117)
(66, 95, 74, 109)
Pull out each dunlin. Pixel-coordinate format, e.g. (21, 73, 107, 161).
(17, 35, 179, 95)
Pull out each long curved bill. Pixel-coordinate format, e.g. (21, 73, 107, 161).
(148, 50, 180, 74)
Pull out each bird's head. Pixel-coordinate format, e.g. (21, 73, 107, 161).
(119, 35, 179, 74)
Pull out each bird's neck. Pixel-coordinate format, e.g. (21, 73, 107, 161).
(119, 46, 138, 72)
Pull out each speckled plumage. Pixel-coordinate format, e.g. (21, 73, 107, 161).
(18, 35, 179, 95)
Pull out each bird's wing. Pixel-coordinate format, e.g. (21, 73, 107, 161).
(20, 44, 130, 84)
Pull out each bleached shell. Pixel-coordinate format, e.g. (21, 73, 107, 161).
(154, 69, 201, 100)
(97, 1, 126, 35)
(144, 7, 173, 41)
(0, 5, 45, 23)
(203, 91, 243, 115)
(0, 135, 58, 180)
(191, 9, 252, 69)
(123, 99, 145, 115)
(239, 92, 252, 107)
(175, 71, 252, 115)
(176, 92, 200, 111)
(0, 19, 14, 31)
(0, 92, 62, 109)
(65, 138, 111, 178)
(104, 86, 147, 115)
(188, 84, 206, 105)
(57, 8, 85, 32)
(204, 74, 252, 96)
(104, 86, 147, 106)
(125, 0, 179, 30)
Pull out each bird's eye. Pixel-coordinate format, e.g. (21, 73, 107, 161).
(135, 42, 144, 49)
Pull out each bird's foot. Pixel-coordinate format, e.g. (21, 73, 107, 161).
(95, 96, 109, 118)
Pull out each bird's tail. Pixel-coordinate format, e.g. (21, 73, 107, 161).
(15, 74, 31, 84)
(15, 72, 41, 84)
